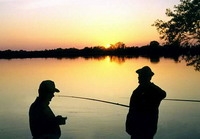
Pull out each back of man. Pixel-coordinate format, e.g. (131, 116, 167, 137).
(126, 66, 166, 139)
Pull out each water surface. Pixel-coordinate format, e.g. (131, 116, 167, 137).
(0, 56, 199, 139)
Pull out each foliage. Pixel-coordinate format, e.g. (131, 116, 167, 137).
(153, 0, 200, 46)
(183, 55, 200, 71)
(109, 42, 126, 49)
(150, 41, 160, 48)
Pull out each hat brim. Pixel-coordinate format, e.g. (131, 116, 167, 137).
(55, 88, 60, 92)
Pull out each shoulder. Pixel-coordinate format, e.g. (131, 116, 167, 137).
(150, 83, 163, 90)
(150, 83, 166, 98)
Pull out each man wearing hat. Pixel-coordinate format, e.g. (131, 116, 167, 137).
(126, 66, 166, 139)
(29, 80, 67, 139)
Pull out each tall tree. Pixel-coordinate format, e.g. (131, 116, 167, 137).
(153, 0, 200, 47)
(110, 42, 126, 49)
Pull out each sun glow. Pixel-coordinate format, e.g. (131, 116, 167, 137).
(0, 0, 181, 50)
(104, 44, 111, 49)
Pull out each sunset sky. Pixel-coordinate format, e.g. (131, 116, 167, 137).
(0, 0, 181, 50)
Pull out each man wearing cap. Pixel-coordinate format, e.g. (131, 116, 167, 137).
(126, 66, 166, 139)
(29, 80, 67, 139)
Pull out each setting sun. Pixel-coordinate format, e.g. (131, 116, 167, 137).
(105, 44, 111, 49)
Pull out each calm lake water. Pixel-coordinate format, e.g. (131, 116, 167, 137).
(0, 56, 200, 139)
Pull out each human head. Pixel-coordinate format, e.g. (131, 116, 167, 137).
(38, 80, 59, 99)
(136, 66, 154, 84)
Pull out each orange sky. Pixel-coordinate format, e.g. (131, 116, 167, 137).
(0, 0, 181, 50)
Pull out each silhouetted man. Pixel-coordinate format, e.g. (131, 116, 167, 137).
(126, 66, 166, 139)
(29, 80, 67, 139)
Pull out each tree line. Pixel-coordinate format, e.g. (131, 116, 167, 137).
(0, 42, 199, 59)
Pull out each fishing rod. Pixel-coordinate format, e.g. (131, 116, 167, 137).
(56, 95, 200, 108)
(164, 98, 200, 103)
(56, 95, 129, 107)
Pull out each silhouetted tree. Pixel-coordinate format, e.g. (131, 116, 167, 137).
(153, 0, 200, 47)
(184, 55, 200, 71)
(110, 42, 126, 49)
(150, 41, 160, 48)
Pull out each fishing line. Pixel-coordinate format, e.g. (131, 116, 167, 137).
(56, 95, 129, 107)
(56, 95, 200, 108)
(164, 98, 200, 103)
